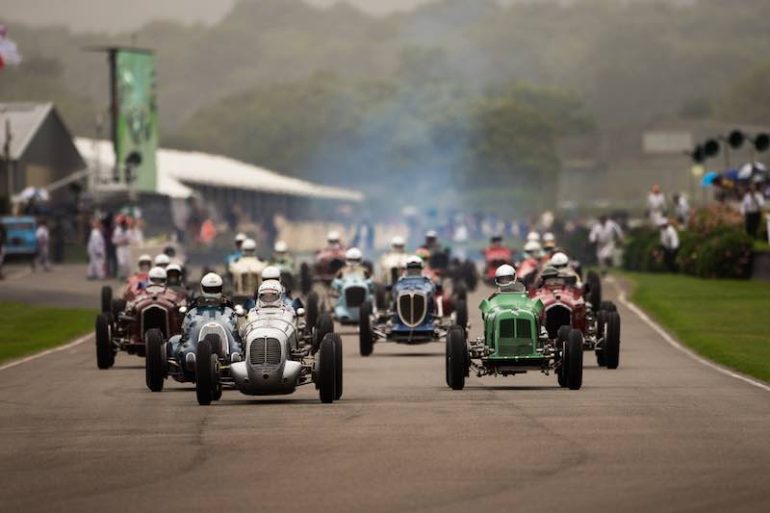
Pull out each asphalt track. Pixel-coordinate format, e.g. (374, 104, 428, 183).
(1, 281, 768, 513)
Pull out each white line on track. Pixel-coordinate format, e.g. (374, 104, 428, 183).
(0, 333, 92, 372)
(609, 276, 770, 393)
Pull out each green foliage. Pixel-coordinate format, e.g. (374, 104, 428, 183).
(627, 272, 770, 383)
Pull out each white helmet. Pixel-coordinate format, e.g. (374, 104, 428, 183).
(524, 241, 542, 256)
(526, 231, 541, 242)
(166, 263, 183, 284)
(543, 232, 555, 242)
(405, 255, 423, 276)
(391, 236, 406, 251)
(274, 240, 288, 253)
(234, 233, 247, 246)
(148, 266, 167, 286)
(550, 252, 569, 269)
(495, 264, 517, 290)
(257, 279, 283, 308)
(261, 265, 281, 282)
(154, 254, 171, 268)
(345, 247, 363, 264)
(200, 272, 224, 299)
(138, 254, 153, 270)
(241, 238, 257, 255)
(425, 230, 438, 241)
(327, 231, 341, 244)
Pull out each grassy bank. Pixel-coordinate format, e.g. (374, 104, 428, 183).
(624, 273, 770, 383)
(0, 302, 95, 364)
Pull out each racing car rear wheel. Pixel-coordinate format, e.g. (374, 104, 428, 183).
(600, 300, 616, 312)
(306, 291, 319, 330)
(586, 271, 602, 312)
(359, 300, 374, 357)
(454, 299, 468, 333)
(565, 329, 584, 390)
(101, 286, 112, 314)
(595, 310, 607, 367)
(556, 326, 570, 387)
(314, 313, 334, 354)
(317, 333, 337, 403)
(463, 261, 478, 291)
(145, 329, 166, 392)
(453, 282, 467, 301)
(195, 336, 221, 406)
(332, 333, 343, 400)
(300, 263, 313, 295)
(604, 311, 621, 369)
(446, 326, 467, 390)
(95, 313, 115, 369)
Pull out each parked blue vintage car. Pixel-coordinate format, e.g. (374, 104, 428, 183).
(1, 216, 37, 256)
(357, 273, 467, 356)
(331, 270, 374, 324)
(144, 297, 243, 392)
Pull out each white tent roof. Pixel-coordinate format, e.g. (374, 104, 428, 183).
(74, 138, 363, 202)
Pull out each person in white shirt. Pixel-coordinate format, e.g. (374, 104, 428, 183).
(589, 215, 624, 273)
(740, 184, 765, 238)
(673, 192, 690, 226)
(112, 216, 135, 280)
(646, 184, 667, 226)
(86, 219, 106, 280)
(658, 218, 680, 273)
(34, 219, 51, 272)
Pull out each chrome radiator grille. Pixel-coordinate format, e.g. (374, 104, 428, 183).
(249, 337, 282, 366)
(397, 293, 427, 327)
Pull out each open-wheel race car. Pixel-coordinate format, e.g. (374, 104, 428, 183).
(329, 270, 375, 324)
(227, 239, 267, 308)
(483, 246, 514, 286)
(95, 277, 186, 369)
(144, 295, 243, 392)
(358, 257, 468, 357)
(529, 267, 621, 368)
(192, 289, 342, 405)
(445, 271, 584, 390)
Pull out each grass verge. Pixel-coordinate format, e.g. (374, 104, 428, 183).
(624, 273, 770, 383)
(0, 302, 95, 364)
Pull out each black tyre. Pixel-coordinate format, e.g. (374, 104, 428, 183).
(359, 300, 374, 357)
(195, 336, 220, 406)
(600, 300, 616, 313)
(111, 298, 126, 319)
(306, 291, 319, 330)
(317, 333, 337, 403)
(595, 310, 607, 367)
(586, 271, 602, 312)
(101, 286, 112, 314)
(314, 313, 334, 353)
(446, 326, 467, 390)
(454, 282, 467, 301)
(463, 261, 478, 291)
(604, 311, 621, 369)
(332, 333, 344, 400)
(565, 329, 584, 390)
(300, 263, 312, 295)
(375, 284, 387, 311)
(95, 313, 115, 369)
(145, 329, 166, 392)
(454, 298, 468, 332)
(556, 325, 570, 387)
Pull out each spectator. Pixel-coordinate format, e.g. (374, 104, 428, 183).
(589, 214, 624, 274)
(646, 184, 667, 226)
(673, 192, 690, 226)
(0, 221, 6, 279)
(33, 218, 51, 272)
(740, 183, 765, 238)
(658, 218, 680, 273)
(112, 215, 134, 279)
(87, 218, 106, 280)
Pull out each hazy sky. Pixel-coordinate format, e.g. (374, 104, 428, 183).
(0, 0, 450, 33)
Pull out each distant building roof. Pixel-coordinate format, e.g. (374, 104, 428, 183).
(75, 138, 364, 202)
(0, 103, 57, 159)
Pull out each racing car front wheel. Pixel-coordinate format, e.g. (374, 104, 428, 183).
(314, 313, 334, 354)
(101, 286, 112, 314)
(300, 263, 313, 295)
(317, 333, 338, 404)
(446, 326, 467, 390)
(454, 299, 468, 333)
(332, 333, 343, 400)
(95, 313, 115, 370)
(604, 311, 621, 369)
(565, 329, 584, 390)
(358, 301, 374, 357)
(145, 329, 167, 392)
(195, 336, 222, 405)
(586, 272, 602, 312)
(306, 291, 320, 330)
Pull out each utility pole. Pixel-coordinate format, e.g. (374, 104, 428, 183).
(2, 116, 12, 215)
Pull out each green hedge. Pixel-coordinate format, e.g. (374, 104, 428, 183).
(623, 226, 753, 279)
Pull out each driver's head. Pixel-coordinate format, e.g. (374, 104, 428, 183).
(494, 264, 517, 291)
(137, 254, 152, 273)
(261, 265, 281, 283)
(345, 247, 363, 266)
(327, 231, 341, 246)
(234, 233, 247, 250)
(148, 266, 167, 286)
(405, 255, 424, 277)
(425, 230, 438, 245)
(257, 280, 283, 308)
(154, 254, 171, 269)
(241, 238, 257, 257)
(391, 236, 406, 252)
(166, 263, 183, 286)
(200, 272, 224, 300)
(491, 235, 503, 246)
(524, 241, 541, 258)
(273, 240, 288, 257)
